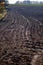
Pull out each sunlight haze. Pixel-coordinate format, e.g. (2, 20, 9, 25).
(8, 0, 43, 4)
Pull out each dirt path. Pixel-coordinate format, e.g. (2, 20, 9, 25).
(0, 6, 43, 65)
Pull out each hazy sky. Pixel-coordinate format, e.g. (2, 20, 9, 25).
(8, 0, 43, 4)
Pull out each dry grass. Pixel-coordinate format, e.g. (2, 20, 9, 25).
(0, 4, 7, 20)
(0, 10, 7, 20)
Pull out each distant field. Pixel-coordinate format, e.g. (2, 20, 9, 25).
(11, 5, 43, 22)
(15, 4, 43, 6)
(14, 4, 43, 6)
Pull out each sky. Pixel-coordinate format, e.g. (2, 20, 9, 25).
(8, 0, 43, 4)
